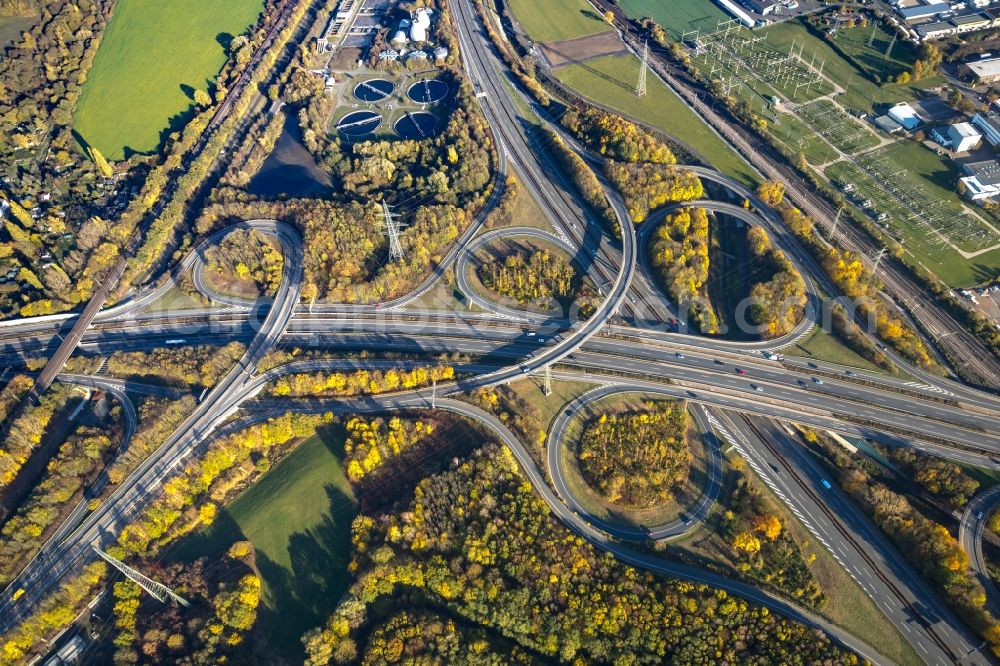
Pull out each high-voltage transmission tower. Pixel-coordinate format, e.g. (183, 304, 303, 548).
(542, 365, 552, 396)
(381, 200, 405, 261)
(635, 40, 649, 98)
(93, 545, 189, 606)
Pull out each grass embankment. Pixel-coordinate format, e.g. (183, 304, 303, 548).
(789, 325, 884, 373)
(508, 0, 612, 42)
(554, 54, 759, 186)
(170, 429, 355, 661)
(73, 0, 263, 159)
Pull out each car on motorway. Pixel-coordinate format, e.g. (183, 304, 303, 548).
(812, 377, 823, 384)
(674, 352, 684, 359)
(11, 588, 24, 602)
(714, 359, 724, 365)
(845, 370, 857, 377)
(527, 331, 535, 337)
(521, 367, 530, 373)
(750, 384, 763, 392)
(797, 379, 806, 386)
(735, 368, 747, 375)
(821, 479, 832, 490)
(538, 338, 545, 343)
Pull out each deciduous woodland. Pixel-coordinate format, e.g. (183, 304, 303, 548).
(301, 443, 858, 664)
(478, 248, 576, 305)
(577, 401, 689, 508)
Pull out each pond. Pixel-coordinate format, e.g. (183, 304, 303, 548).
(247, 112, 332, 198)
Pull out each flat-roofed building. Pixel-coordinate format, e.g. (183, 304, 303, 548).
(898, 2, 949, 21)
(963, 56, 1000, 83)
(972, 111, 1000, 146)
(961, 160, 1000, 200)
(948, 122, 982, 152)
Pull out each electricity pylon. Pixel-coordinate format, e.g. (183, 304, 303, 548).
(636, 40, 649, 98)
(93, 545, 189, 606)
(381, 200, 405, 261)
(543, 365, 552, 396)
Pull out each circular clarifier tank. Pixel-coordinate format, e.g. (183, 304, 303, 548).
(406, 78, 449, 104)
(353, 78, 394, 102)
(394, 112, 438, 139)
(336, 110, 382, 138)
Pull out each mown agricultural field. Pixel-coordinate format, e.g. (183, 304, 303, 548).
(73, 0, 263, 159)
(508, 0, 612, 42)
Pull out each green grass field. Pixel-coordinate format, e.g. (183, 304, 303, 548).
(170, 429, 355, 660)
(508, 0, 611, 42)
(73, 0, 263, 159)
(618, 0, 730, 39)
(830, 22, 917, 85)
(762, 20, 943, 113)
(554, 53, 759, 185)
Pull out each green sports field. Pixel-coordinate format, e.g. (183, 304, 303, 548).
(618, 0, 729, 38)
(508, 0, 612, 42)
(73, 0, 263, 159)
(170, 430, 356, 659)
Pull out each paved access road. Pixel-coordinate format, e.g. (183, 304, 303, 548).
(960, 486, 1000, 618)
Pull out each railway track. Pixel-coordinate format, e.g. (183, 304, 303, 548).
(741, 415, 960, 662)
(588, 0, 1000, 390)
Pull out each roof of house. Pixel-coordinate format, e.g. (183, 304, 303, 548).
(953, 12, 992, 26)
(874, 115, 903, 132)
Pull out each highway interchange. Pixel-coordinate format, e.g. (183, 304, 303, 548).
(2, 1, 1000, 664)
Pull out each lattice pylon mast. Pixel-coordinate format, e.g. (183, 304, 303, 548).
(93, 546, 189, 606)
(381, 200, 404, 261)
(872, 246, 887, 275)
(543, 365, 552, 396)
(635, 40, 649, 98)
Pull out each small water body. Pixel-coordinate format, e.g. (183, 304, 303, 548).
(354, 78, 395, 102)
(394, 112, 438, 139)
(337, 110, 383, 138)
(407, 79, 449, 104)
(248, 113, 332, 198)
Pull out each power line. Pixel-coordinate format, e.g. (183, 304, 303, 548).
(92, 546, 188, 607)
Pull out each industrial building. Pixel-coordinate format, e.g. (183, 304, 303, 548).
(894, 0, 1000, 40)
(972, 111, 1000, 147)
(962, 55, 1000, 83)
(888, 102, 922, 131)
(960, 160, 1000, 200)
(931, 122, 982, 151)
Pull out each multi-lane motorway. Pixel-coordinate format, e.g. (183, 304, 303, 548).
(2, 0, 1000, 664)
